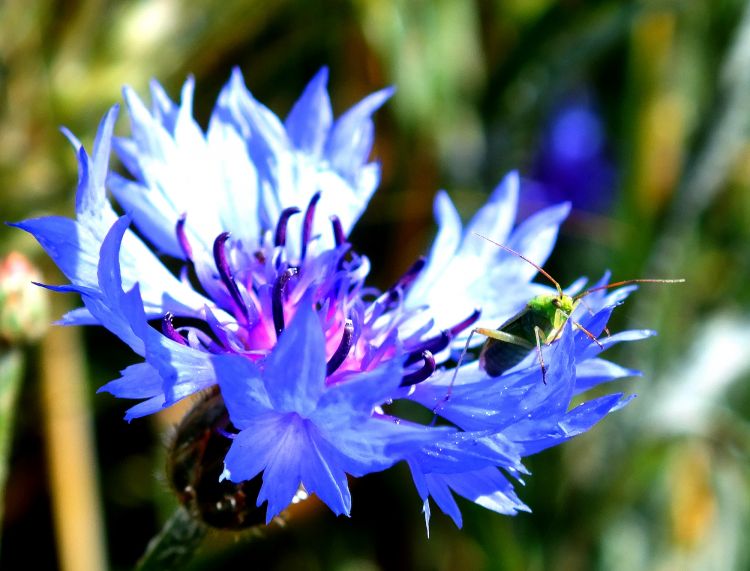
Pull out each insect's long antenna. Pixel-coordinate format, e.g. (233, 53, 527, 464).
(575, 278, 686, 300)
(473, 233, 564, 297)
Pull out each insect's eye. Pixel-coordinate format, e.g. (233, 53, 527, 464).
(552, 299, 561, 307)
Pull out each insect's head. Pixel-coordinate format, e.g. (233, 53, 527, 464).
(552, 293, 576, 314)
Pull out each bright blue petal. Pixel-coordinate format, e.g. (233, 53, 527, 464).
(423, 473, 463, 528)
(444, 467, 529, 516)
(222, 412, 287, 484)
(263, 297, 327, 415)
(214, 354, 272, 428)
(513, 393, 628, 456)
(12, 217, 101, 289)
(99, 362, 161, 399)
(574, 358, 641, 394)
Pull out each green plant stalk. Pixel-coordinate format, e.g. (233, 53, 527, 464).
(0, 348, 25, 553)
(136, 506, 207, 571)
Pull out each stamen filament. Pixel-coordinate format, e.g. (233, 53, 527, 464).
(175, 214, 193, 260)
(272, 267, 299, 337)
(326, 319, 354, 376)
(330, 215, 345, 247)
(162, 312, 188, 345)
(274, 207, 301, 247)
(387, 257, 426, 302)
(400, 351, 436, 387)
(213, 232, 250, 323)
(301, 192, 322, 260)
(405, 331, 450, 366)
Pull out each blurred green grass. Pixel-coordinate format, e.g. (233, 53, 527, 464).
(1, 0, 749, 569)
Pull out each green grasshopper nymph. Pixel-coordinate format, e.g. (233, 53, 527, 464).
(438, 233, 684, 410)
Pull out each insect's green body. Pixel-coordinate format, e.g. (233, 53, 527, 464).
(478, 293, 578, 377)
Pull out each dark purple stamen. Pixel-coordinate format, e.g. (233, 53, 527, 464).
(175, 212, 193, 261)
(272, 267, 299, 337)
(301, 192, 322, 260)
(387, 257, 426, 301)
(403, 310, 481, 366)
(274, 207, 301, 247)
(326, 319, 354, 376)
(404, 330, 450, 366)
(213, 232, 250, 322)
(175, 214, 193, 260)
(162, 312, 188, 345)
(449, 308, 481, 336)
(330, 215, 345, 247)
(400, 351, 436, 387)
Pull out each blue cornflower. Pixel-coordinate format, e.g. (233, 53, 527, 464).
(16, 68, 650, 528)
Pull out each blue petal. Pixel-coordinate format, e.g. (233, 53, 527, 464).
(285, 67, 333, 156)
(514, 393, 627, 455)
(149, 79, 179, 132)
(222, 412, 288, 484)
(99, 362, 161, 398)
(297, 432, 351, 517)
(12, 217, 100, 289)
(263, 295, 327, 415)
(214, 354, 272, 428)
(574, 358, 641, 394)
(124, 395, 168, 422)
(423, 473, 463, 527)
(317, 357, 403, 413)
(444, 467, 529, 516)
(579, 329, 656, 360)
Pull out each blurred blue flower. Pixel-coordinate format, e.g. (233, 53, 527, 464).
(529, 94, 615, 213)
(15, 69, 649, 528)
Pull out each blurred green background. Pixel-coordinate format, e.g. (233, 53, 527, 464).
(1, 0, 749, 569)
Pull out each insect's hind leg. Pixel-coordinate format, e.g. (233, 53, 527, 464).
(533, 326, 548, 385)
(432, 328, 479, 416)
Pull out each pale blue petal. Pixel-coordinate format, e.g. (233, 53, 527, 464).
(493, 202, 571, 285)
(285, 67, 332, 156)
(325, 87, 394, 182)
(463, 171, 519, 258)
(406, 191, 462, 307)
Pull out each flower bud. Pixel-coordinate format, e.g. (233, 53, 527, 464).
(167, 388, 266, 530)
(0, 253, 49, 345)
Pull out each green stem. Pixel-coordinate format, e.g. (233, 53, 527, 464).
(0, 348, 25, 554)
(135, 506, 207, 571)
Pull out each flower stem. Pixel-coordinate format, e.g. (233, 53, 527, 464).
(136, 506, 207, 571)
